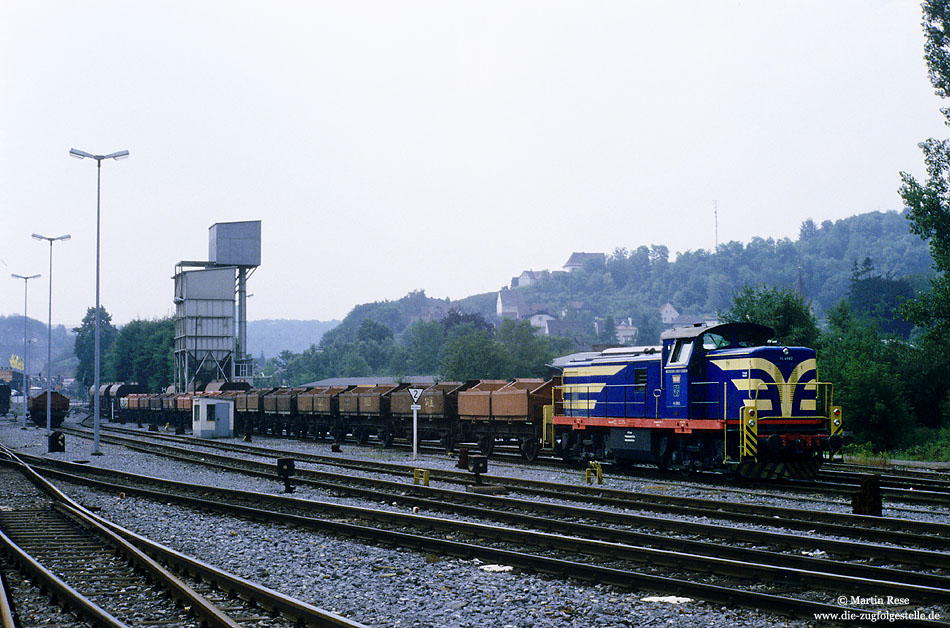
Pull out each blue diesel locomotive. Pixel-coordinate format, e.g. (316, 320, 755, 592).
(552, 322, 843, 479)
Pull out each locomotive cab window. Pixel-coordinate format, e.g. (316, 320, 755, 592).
(667, 339, 693, 366)
(701, 333, 729, 350)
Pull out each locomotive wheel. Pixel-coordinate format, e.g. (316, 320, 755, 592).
(519, 438, 540, 462)
(478, 435, 494, 456)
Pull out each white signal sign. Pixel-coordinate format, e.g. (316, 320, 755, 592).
(408, 388, 424, 403)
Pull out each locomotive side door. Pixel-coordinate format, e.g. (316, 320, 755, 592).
(664, 338, 692, 418)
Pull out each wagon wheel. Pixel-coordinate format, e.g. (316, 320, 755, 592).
(331, 427, 346, 443)
(520, 438, 540, 462)
(478, 435, 495, 456)
(440, 433, 457, 455)
(356, 428, 369, 445)
(378, 427, 394, 448)
(557, 432, 576, 463)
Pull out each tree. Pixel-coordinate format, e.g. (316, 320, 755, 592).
(404, 320, 445, 374)
(73, 306, 118, 389)
(439, 330, 509, 381)
(105, 318, 174, 392)
(818, 303, 911, 451)
(441, 307, 493, 335)
(719, 285, 820, 347)
(898, 0, 950, 338)
(495, 319, 552, 377)
(847, 258, 914, 337)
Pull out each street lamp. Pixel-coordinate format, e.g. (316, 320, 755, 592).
(11, 273, 40, 429)
(70, 147, 129, 456)
(32, 233, 70, 444)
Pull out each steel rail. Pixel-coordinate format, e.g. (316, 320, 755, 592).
(0, 568, 13, 628)
(0, 446, 240, 628)
(54, 501, 243, 628)
(97, 421, 950, 506)
(38, 469, 950, 625)
(25, 460, 950, 611)
(0, 527, 130, 628)
(19, 452, 950, 572)
(77, 505, 370, 628)
(59, 426, 950, 545)
(0, 449, 370, 628)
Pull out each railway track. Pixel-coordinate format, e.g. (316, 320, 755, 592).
(98, 421, 947, 512)
(0, 447, 368, 628)
(113, 414, 950, 508)
(32, 427, 950, 617)
(64, 425, 950, 545)
(20, 449, 950, 625)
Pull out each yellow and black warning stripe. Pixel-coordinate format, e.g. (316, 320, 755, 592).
(740, 406, 758, 460)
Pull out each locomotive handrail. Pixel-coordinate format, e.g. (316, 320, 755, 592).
(555, 382, 648, 418)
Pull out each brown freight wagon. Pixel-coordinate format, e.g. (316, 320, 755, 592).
(339, 385, 376, 416)
(296, 387, 327, 415)
(490, 378, 558, 460)
(310, 385, 353, 416)
(273, 388, 310, 437)
(458, 380, 509, 455)
(390, 382, 466, 451)
(458, 380, 507, 420)
(107, 383, 146, 422)
(28, 391, 69, 428)
(235, 388, 277, 436)
(350, 383, 407, 445)
(297, 386, 352, 441)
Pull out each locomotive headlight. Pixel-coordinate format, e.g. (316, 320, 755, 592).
(782, 347, 790, 356)
(833, 408, 841, 416)
(833, 418, 841, 427)
(748, 409, 756, 418)
(747, 418, 756, 428)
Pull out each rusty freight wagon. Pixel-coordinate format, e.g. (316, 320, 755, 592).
(299, 385, 353, 441)
(457, 380, 508, 454)
(28, 391, 69, 428)
(352, 383, 407, 445)
(488, 378, 558, 460)
(234, 388, 277, 435)
(391, 382, 467, 452)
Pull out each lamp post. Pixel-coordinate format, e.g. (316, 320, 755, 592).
(11, 273, 40, 429)
(32, 233, 70, 443)
(70, 147, 129, 456)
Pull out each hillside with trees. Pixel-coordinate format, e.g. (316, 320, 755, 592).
(502, 210, 932, 346)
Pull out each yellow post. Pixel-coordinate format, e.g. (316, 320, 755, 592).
(585, 461, 603, 484)
(542, 404, 554, 449)
(740, 406, 758, 461)
(413, 468, 430, 486)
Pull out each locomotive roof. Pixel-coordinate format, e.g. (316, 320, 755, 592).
(659, 321, 775, 342)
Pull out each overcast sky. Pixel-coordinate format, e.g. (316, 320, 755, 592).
(1, 0, 945, 328)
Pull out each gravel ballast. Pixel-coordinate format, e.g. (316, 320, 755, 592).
(5, 415, 940, 627)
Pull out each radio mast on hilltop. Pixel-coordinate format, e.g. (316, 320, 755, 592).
(714, 200, 718, 251)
